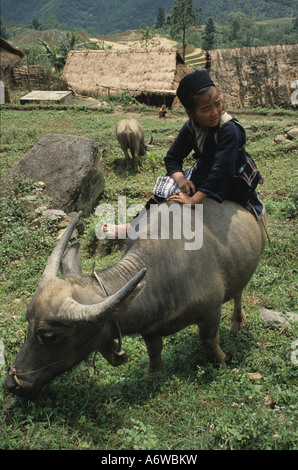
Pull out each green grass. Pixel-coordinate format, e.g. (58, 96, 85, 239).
(0, 98, 297, 450)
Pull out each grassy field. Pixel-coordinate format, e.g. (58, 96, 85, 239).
(0, 96, 297, 450)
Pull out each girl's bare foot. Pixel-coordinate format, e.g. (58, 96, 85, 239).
(101, 223, 128, 239)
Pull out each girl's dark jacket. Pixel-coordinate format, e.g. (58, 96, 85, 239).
(164, 118, 247, 204)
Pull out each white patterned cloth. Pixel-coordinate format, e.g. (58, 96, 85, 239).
(153, 165, 196, 199)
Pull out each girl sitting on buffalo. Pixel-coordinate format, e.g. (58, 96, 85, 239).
(103, 69, 263, 238)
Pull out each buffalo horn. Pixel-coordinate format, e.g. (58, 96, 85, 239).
(42, 211, 83, 279)
(57, 268, 147, 324)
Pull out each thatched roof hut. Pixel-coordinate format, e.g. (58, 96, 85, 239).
(0, 37, 24, 82)
(209, 45, 298, 109)
(62, 48, 193, 106)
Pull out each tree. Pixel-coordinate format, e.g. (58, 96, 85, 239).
(39, 32, 81, 74)
(292, 16, 298, 31)
(165, 0, 201, 59)
(39, 32, 109, 73)
(140, 27, 160, 47)
(39, 41, 65, 74)
(0, 17, 8, 39)
(31, 17, 41, 30)
(202, 17, 216, 50)
(155, 7, 165, 29)
(227, 12, 246, 42)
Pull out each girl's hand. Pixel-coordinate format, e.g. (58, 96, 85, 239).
(178, 179, 196, 196)
(168, 192, 194, 206)
(168, 190, 208, 206)
(170, 172, 196, 196)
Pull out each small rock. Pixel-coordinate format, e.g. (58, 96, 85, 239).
(248, 372, 262, 381)
(274, 135, 287, 144)
(284, 126, 297, 133)
(0, 339, 5, 367)
(57, 212, 84, 234)
(41, 209, 66, 221)
(37, 181, 46, 189)
(23, 194, 39, 203)
(286, 127, 298, 140)
(35, 205, 48, 215)
(260, 309, 298, 326)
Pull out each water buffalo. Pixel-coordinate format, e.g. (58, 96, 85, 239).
(5, 200, 266, 400)
(115, 118, 153, 172)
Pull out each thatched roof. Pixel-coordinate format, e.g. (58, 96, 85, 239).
(62, 48, 193, 99)
(209, 44, 298, 109)
(0, 37, 24, 72)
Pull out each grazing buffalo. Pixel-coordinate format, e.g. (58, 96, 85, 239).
(5, 199, 266, 399)
(116, 118, 153, 172)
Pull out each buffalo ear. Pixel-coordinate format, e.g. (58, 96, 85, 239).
(60, 242, 82, 276)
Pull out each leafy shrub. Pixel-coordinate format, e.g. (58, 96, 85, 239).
(119, 90, 138, 105)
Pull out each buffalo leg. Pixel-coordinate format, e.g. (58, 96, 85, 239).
(198, 313, 226, 366)
(231, 292, 246, 334)
(133, 152, 140, 173)
(122, 149, 131, 169)
(143, 335, 163, 372)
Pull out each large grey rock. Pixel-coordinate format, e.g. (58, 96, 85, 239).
(11, 134, 105, 215)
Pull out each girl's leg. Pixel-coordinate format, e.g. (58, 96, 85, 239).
(101, 196, 164, 239)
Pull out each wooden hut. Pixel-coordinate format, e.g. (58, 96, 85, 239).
(0, 37, 24, 99)
(62, 48, 193, 106)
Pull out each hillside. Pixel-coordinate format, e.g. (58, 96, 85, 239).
(2, 0, 298, 35)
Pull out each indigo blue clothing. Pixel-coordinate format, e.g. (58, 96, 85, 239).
(164, 118, 247, 204)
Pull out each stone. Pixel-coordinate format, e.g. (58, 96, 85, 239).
(0, 339, 4, 367)
(23, 195, 39, 203)
(41, 209, 67, 221)
(56, 212, 84, 234)
(10, 134, 105, 215)
(32, 209, 85, 239)
(284, 126, 296, 133)
(259, 309, 298, 326)
(274, 135, 287, 144)
(286, 127, 298, 140)
(248, 372, 262, 382)
(35, 205, 49, 215)
(0, 80, 5, 105)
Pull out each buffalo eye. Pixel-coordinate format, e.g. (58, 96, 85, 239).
(36, 330, 58, 345)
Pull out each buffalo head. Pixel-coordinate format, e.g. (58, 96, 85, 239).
(5, 212, 146, 399)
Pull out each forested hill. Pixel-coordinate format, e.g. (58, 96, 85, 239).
(2, 0, 297, 35)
